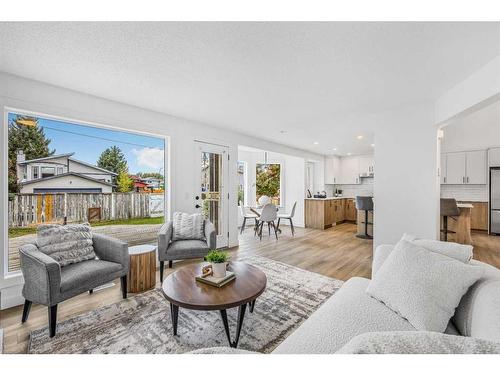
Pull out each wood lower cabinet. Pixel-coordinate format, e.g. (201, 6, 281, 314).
(305, 198, 356, 229)
(460, 201, 488, 231)
(345, 199, 357, 222)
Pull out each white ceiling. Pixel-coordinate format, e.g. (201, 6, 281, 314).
(1, 22, 499, 156)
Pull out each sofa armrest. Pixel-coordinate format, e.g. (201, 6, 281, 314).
(205, 220, 216, 249)
(92, 233, 129, 272)
(371, 244, 394, 279)
(20, 243, 61, 306)
(158, 221, 173, 257)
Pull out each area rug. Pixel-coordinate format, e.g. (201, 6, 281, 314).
(28, 256, 343, 354)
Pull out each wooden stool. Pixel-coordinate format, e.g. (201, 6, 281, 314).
(127, 244, 157, 293)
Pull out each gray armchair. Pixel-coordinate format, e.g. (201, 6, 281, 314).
(19, 233, 129, 337)
(158, 219, 216, 281)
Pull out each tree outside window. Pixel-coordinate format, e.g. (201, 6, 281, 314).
(256, 163, 281, 206)
(237, 161, 246, 206)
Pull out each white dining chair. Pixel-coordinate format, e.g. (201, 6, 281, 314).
(277, 201, 297, 236)
(257, 203, 278, 240)
(257, 195, 272, 206)
(239, 201, 259, 234)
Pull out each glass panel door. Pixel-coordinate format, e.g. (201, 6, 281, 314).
(195, 142, 228, 248)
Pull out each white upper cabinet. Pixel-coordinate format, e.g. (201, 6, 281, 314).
(340, 156, 361, 184)
(441, 150, 486, 185)
(324, 156, 341, 184)
(445, 152, 466, 184)
(465, 150, 486, 184)
(440, 153, 447, 184)
(489, 148, 500, 167)
(359, 155, 375, 175)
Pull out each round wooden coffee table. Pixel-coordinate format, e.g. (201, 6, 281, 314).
(162, 261, 267, 348)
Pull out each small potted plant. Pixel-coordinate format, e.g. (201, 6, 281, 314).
(205, 250, 229, 278)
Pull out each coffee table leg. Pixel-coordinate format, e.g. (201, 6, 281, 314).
(249, 299, 256, 313)
(170, 303, 179, 335)
(220, 304, 247, 348)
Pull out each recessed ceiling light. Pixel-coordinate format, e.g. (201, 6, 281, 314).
(347, 152, 352, 156)
(313, 142, 319, 145)
(371, 143, 375, 147)
(279, 130, 287, 134)
(357, 135, 363, 140)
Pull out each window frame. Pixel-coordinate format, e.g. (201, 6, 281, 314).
(255, 161, 284, 208)
(2, 107, 170, 280)
(237, 160, 247, 206)
(41, 166, 55, 178)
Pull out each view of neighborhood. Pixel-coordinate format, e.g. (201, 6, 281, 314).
(7, 113, 166, 272)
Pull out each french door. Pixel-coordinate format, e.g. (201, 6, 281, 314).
(194, 141, 229, 248)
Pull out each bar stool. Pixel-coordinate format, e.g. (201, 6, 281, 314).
(440, 198, 460, 242)
(355, 196, 373, 239)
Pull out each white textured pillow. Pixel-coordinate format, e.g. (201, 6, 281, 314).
(366, 240, 483, 332)
(172, 212, 205, 241)
(37, 223, 96, 266)
(401, 234, 472, 263)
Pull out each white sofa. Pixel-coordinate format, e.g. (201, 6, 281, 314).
(272, 244, 500, 354)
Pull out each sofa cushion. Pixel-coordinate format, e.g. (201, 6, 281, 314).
(37, 223, 96, 266)
(273, 277, 416, 354)
(172, 212, 205, 241)
(60, 259, 122, 292)
(337, 331, 500, 354)
(402, 233, 472, 263)
(366, 240, 483, 332)
(453, 259, 500, 342)
(167, 240, 209, 258)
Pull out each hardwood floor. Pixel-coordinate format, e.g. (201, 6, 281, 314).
(1, 223, 499, 354)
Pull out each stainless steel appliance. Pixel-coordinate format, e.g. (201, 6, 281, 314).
(490, 167, 500, 234)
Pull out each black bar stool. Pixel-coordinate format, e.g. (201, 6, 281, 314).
(440, 198, 460, 241)
(355, 196, 373, 239)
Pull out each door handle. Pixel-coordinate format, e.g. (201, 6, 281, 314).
(195, 204, 201, 209)
(462, 177, 465, 183)
(467, 177, 469, 183)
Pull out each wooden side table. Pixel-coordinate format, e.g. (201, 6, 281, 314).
(128, 244, 157, 293)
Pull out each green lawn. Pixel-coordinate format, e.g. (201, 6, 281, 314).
(8, 216, 164, 238)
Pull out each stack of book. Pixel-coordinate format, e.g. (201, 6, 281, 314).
(196, 271, 236, 288)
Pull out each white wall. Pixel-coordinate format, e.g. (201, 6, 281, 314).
(237, 149, 305, 228)
(436, 55, 500, 125)
(441, 99, 500, 153)
(0, 72, 324, 308)
(373, 103, 440, 247)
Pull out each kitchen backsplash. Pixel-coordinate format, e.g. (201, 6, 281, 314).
(325, 177, 374, 198)
(440, 185, 488, 202)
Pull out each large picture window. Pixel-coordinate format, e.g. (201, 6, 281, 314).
(256, 163, 281, 206)
(5, 111, 166, 274)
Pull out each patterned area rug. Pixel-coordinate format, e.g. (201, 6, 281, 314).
(28, 256, 343, 354)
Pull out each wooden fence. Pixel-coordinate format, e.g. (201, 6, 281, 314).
(8, 192, 164, 228)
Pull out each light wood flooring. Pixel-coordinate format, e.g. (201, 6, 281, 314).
(2, 223, 500, 354)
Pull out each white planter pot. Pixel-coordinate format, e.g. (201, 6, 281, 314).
(212, 262, 226, 278)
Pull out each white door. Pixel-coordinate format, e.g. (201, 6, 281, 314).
(440, 154, 447, 184)
(445, 152, 466, 184)
(195, 141, 229, 248)
(465, 151, 487, 184)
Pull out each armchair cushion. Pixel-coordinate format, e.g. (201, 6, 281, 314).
(167, 240, 209, 259)
(172, 212, 205, 241)
(60, 259, 122, 293)
(37, 223, 96, 266)
(92, 233, 129, 271)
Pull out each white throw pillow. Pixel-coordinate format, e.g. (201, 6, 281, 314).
(172, 212, 205, 241)
(401, 233, 472, 263)
(366, 240, 483, 332)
